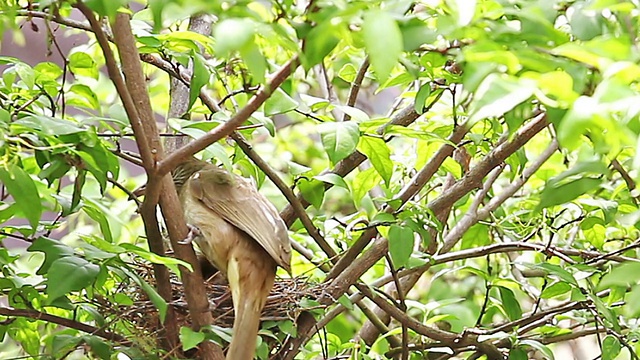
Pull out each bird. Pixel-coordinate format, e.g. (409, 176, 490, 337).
(172, 157, 291, 360)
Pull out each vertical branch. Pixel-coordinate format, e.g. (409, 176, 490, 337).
(73, 4, 181, 352)
(111, 13, 224, 360)
(77, 5, 223, 358)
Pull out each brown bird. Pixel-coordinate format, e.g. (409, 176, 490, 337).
(172, 158, 291, 360)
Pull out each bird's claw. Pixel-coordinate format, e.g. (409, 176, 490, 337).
(209, 291, 231, 310)
(178, 224, 201, 244)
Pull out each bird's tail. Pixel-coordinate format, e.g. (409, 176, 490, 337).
(226, 257, 275, 360)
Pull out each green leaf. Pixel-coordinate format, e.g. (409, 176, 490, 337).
(357, 136, 393, 186)
(509, 347, 528, 360)
(414, 83, 431, 114)
(122, 267, 168, 323)
(352, 167, 382, 206)
(519, 339, 555, 360)
(14, 115, 84, 135)
(538, 177, 602, 210)
(337, 294, 353, 310)
(265, 88, 298, 116)
(626, 285, 640, 317)
(84, 0, 127, 18)
(468, 74, 535, 125)
(317, 122, 360, 164)
(189, 53, 209, 111)
(240, 42, 267, 84)
(83, 200, 114, 243)
(314, 173, 349, 189)
(180, 326, 206, 351)
(540, 281, 572, 299)
(590, 292, 621, 331)
(249, 112, 276, 137)
(214, 18, 256, 57)
(532, 263, 578, 286)
(278, 320, 296, 337)
(338, 63, 357, 82)
(84, 335, 112, 360)
(0, 164, 42, 231)
(46, 256, 100, 301)
(120, 243, 192, 273)
(68, 52, 98, 79)
(362, 10, 403, 82)
(70, 169, 86, 215)
(497, 286, 522, 321)
(388, 225, 414, 269)
(599, 262, 640, 289)
(335, 105, 370, 122)
(601, 335, 621, 360)
(302, 20, 340, 69)
(297, 178, 325, 209)
(27, 237, 74, 275)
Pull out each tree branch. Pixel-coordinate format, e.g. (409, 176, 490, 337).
(442, 138, 559, 252)
(156, 57, 300, 177)
(0, 307, 129, 345)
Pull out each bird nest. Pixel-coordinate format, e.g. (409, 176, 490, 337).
(105, 261, 325, 335)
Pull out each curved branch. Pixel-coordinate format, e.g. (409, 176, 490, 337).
(156, 57, 300, 177)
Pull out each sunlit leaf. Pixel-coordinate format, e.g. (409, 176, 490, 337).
(317, 121, 360, 164)
(468, 74, 535, 125)
(363, 10, 402, 82)
(265, 88, 298, 116)
(357, 136, 393, 186)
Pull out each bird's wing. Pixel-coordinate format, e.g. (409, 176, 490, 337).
(189, 168, 292, 272)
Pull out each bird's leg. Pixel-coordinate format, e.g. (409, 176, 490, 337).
(178, 224, 201, 244)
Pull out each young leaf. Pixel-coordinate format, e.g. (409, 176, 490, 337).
(265, 88, 298, 116)
(519, 340, 555, 360)
(297, 178, 325, 209)
(601, 335, 621, 360)
(414, 83, 431, 114)
(214, 18, 255, 57)
(188, 53, 209, 111)
(240, 42, 267, 84)
(388, 225, 414, 269)
(352, 167, 382, 206)
(317, 122, 360, 164)
(357, 136, 393, 186)
(314, 173, 349, 189)
(121, 267, 169, 323)
(180, 327, 206, 351)
(599, 262, 640, 289)
(302, 20, 340, 69)
(497, 286, 522, 321)
(468, 74, 535, 125)
(363, 10, 403, 82)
